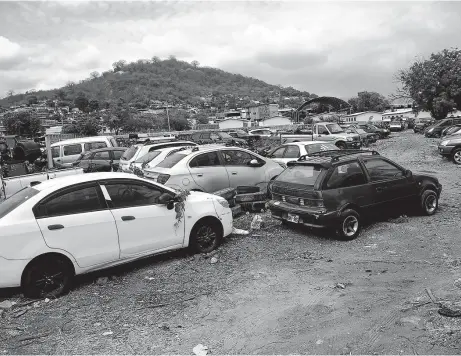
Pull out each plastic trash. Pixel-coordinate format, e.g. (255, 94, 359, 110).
(232, 227, 249, 235)
(193, 344, 209, 356)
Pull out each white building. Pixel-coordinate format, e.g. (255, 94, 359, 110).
(343, 111, 383, 123)
(382, 109, 415, 121)
(260, 116, 292, 127)
(218, 118, 249, 130)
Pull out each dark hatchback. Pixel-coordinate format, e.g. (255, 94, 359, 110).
(73, 147, 127, 172)
(267, 150, 442, 240)
(425, 117, 461, 138)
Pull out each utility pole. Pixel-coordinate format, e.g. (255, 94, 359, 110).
(166, 103, 171, 131)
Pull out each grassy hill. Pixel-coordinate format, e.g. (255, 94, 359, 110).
(0, 58, 314, 109)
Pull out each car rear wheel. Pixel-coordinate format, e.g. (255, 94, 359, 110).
(189, 218, 222, 254)
(337, 209, 361, 240)
(336, 142, 347, 150)
(22, 255, 73, 299)
(452, 148, 461, 165)
(420, 190, 438, 216)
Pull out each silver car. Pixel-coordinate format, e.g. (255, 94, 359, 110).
(143, 146, 285, 193)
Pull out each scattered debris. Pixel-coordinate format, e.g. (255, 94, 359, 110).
(157, 322, 170, 330)
(454, 278, 461, 289)
(438, 304, 461, 318)
(316, 339, 324, 345)
(145, 276, 155, 281)
(0, 300, 14, 309)
(389, 215, 409, 224)
(335, 283, 346, 289)
(193, 344, 209, 356)
(210, 257, 218, 264)
(96, 277, 109, 285)
(250, 215, 263, 230)
(232, 227, 249, 235)
(44, 298, 50, 303)
(94, 322, 102, 327)
(102, 331, 113, 336)
(365, 269, 372, 273)
(11, 308, 28, 318)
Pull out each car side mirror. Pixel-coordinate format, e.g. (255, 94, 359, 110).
(249, 159, 260, 167)
(405, 169, 412, 177)
(158, 192, 174, 206)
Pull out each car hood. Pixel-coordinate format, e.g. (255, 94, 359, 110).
(187, 190, 216, 201)
(412, 171, 439, 183)
(443, 133, 461, 141)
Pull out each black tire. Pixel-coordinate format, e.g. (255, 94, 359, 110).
(452, 148, 461, 165)
(336, 142, 347, 150)
(189, 218, 223, 254)
(336, 209, 361, 240)
(22, 255, 74, 299)
(420, 189, 438, 216)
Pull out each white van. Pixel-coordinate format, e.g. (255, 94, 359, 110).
(51, 136, 117, 167)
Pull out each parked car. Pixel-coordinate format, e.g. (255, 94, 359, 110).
(345, 127, 378, 145)
(118, 141, 196, 173)
(129, 144, 197, 173)
(266, 141, 340, 166)
(189, 132, 247, 146)
(425, 117, 461, 138)
(441, 124, 461, 138)
(267, 150, 442, 240)
(50, 136, 117, 167)
(249, 129, 274, 137)
(0, 172, 232, 297)
(413, 118, 435, 133)
(348, 123, 390, 139)
(438, 134, 461, 164)
(73, 147, 127, 172)
(389, 120, 404, 132)
(143, 146, 284, 193)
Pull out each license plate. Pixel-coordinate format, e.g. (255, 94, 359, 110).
(287, 213, 299, 223)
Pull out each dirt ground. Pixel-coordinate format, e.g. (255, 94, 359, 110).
(1, 130, 461, 355)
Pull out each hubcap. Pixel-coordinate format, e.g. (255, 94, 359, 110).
(342, 216, 358, 237)
(32, 262, 66, 296)
(196, 226, 216, 250)
(425, 195, 437, 213)
(454, 151, 461, 164)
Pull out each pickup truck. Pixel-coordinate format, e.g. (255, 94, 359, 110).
(280, 122, 362, 149)
(1, 167, 84, 200)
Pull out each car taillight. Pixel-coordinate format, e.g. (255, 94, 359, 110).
(157, 174, 170, 185)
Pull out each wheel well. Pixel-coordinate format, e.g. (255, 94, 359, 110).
(340, 203, 362, 215)
(191, 189, 203, 192)
(336, 141, 346, 147)
(21, 253, 75, 287)
(190, 216, 223, 239)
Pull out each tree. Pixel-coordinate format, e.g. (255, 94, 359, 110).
(63, 117, 101, 136)
(3, 111, 42, 136)
(74, 92, 89, 112)
(151, 56, 160, 63)
(112, 60, 127, 73)
(348, 91, 390, 113)
(26, 95, 38, 106)
(103, 99, 131, 134)
(191, 60, 200, 68)
(90, 71, 100, 79)
(88, 99, 100, 112)
(395, 48, 461, 120)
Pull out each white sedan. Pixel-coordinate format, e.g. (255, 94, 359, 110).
(129, 145, 196, 173)
(266, 141, 339, 166)
(0, 172, 232, 298)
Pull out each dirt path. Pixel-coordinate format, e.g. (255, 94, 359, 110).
(1, 131, 461, 354)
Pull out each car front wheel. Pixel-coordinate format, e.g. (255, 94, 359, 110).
(337, 209, 361, 240)
(452, 148, 461, 165)
(189, 218, 222, 254)
(420, 190, 438, 216)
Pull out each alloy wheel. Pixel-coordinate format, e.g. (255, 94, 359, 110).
(425, 194, 437, 214)
(342, 216, 358, 237)
(453, 150, 461, 164)
(196, 225, 217, 250)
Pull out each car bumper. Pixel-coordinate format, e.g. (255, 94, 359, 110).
(268, 200, 339, 228)
(0, 257, 30, 288)
(438, 145, 454, 156)
(220, 211, 233, 237)
(346, 141, 362, 149)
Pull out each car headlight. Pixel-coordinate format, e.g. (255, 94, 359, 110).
(440, 140, 449, 146)
(346, 137, 353, 141)
(217, 198, 229, 208)
(428, 128, 434, 133)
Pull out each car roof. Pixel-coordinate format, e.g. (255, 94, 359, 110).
(33, 172, 169, 194)
(89, 147, 126, 153)
(282, 141, 330, 146)
(51, 136, 112, 147)
(289, 150, 380, 168)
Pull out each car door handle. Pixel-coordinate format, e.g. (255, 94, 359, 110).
(121, 216, 135, 221)
(197, 173, 203, 177)
(48, 224, 64, 230)
(231, 172, 237, 175)
(376, 187, 386, 192)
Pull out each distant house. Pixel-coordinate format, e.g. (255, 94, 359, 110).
(260, 116, 292, 127)
(244, 103, 279, 123)
(343, 111, 383, 123)
(382, 109, 415, 121)
(218, 118, 249, 130)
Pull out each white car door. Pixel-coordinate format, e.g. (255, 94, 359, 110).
(187, 151, 230, 192)
(101, 179, 184, 258)
(282, 145, 301, 163)
(35, 183, 120, 268)
(220, 149, 268, 187)
(268, 146, 287, 165)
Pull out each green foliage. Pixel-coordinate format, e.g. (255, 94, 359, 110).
(62, 117, 101, 136)
(3, 111, 42, 136)
(88, 99, 100, 112)
(348, 91, 390, 113)
(396, 48, 461, 120)
(27, 95, 38, 106)
(174, 189, 190, 229)
(74, 92, 89, 112)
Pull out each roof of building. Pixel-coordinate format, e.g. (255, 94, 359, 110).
(344, 111, 383, 117)
(382, 109, 413, 116)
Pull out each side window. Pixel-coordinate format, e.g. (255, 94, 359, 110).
(284, 145, 300, 158)
(363, 159, 404, 181)
(210, 133, 220, 140)
(63, 144, 82, 156)
(318, 126, 329, 135)
(326, 162, 367, 189)
(105, 183, 163, 208)
(113, 150, 124, 160)
(189, 152, 221, 168)
(271, 147, 286, 158)
(84, 142, 107, 151)
(222, 150, 253, 166)
(93, 151, 110, 160)
(51, 146, 60, 158)
(36, 186, 104, 218)
(200, 133, 211, 140)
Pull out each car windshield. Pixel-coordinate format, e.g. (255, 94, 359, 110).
(219, 132, 233, 139)
(134, 150, 161, 164)
(276, 165, 323, 186)
(121, 146, 138, 161)
(76, 152, 92, 161)
(326, 123, 344, 134)
(367, 124, 378, 130)
(235, 130, 247, 135)
(156, 152, 189, 168)
(356, 129, 367, 134)
(0, 187, 39, 219)
(306, 143, 338, 154)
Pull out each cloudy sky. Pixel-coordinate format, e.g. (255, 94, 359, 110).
(1, 1, 461, 99)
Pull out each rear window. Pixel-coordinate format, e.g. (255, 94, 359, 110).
(276, 165, 323, 186)
(156, 152, 189, 168)
(0, 187, 39, 219)
(306, 143, 338, 154)
(134, 151, 161, 164)
(121, 146, 139, 161)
